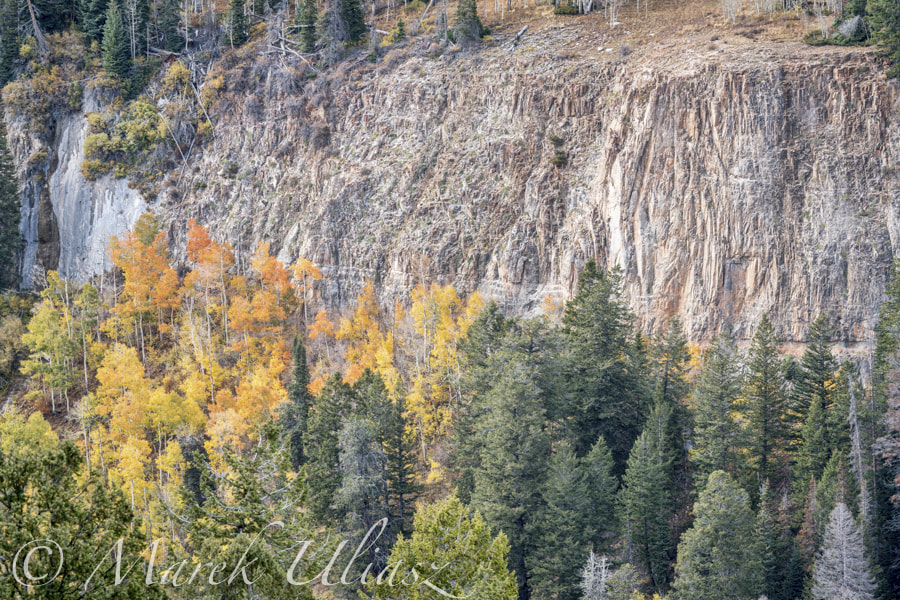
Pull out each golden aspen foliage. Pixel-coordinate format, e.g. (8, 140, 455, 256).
(406, 284, 483, 481)
(337, 280, 398, 385)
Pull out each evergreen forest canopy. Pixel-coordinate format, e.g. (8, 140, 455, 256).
(0, 213, 899, 600)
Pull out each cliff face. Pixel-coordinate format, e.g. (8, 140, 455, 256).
(14, 23, 900, 350)
(12, 98, 146, 290)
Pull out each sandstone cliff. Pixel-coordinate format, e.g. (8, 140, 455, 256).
(13, 16, 900, 352)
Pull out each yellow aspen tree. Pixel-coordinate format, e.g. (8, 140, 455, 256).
(406, 284, 483, 482)
(291, 257, 323, 328)
(337, 280, 398, 385)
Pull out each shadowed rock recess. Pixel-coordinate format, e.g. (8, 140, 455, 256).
(15, 31, 900, 352)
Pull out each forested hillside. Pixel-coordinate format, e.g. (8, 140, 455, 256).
(0, 215, 899, 598)
(1, 0, 900, 598)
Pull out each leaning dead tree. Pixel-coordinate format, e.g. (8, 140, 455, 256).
(25, 0, 50, 64)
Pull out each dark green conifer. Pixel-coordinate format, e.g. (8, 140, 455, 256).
(101, 0, 131, 79)
(0, 118, 20, 290)
(744, 315, 790, 491)
(228, 0, 250, 46)
(279, 335, 311, 469)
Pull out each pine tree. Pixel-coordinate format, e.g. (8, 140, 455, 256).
(744, 315, 790, 491)
(296, 0, 317, 51)
(562, 262, 645, 471)
(673, 471, 763, 600)
(869, 0, 900, 76)
(279, 335, 311, 470)
(617, 429, 671, 592)
(691, 333, 743, 487)
(811, 502, 877, 600)
(394, 15, 405, 41)
(101, 0, 131, 79)
(0, 118, 20, 290)
(228, 0, 249, 46)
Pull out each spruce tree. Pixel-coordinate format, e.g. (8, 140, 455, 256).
(0, 0, 18, 86)
(796, 392, 830, 487)
(156, 0, 182, 51)
(318, 0, 346, 64)
(228, 0, 249, 46)
(340, 0, 365, 43)
(581, 435, 618, 551)
(450, 301, 511, 503)
(101, 0, 131, 79)
(869, 0, 900, 76)
(470, 320, 553, 600)
(0, 435, 167, 600)
(394, 15, 406, 41)
(0, 118, 20, 290)
(811, 502, 877, 600)
(78, 0, 110, 42)
(690, 332, 743, 487)
(797, 476, 819, 572)
(382, 385, 420, 536)
(617, 429, 671, 592)
(814, 452, 859, 533)
(673, 471, 763, 600)
(792, 314, 837, 426)
(454, 0, 483, 42)
(875, 295, 900, 596)
(562, 262, 645, 471)
(303, 372, 353, 521)
(335, 416, 389, 574)
(744, 315, 790, 491)
(532, 441, 590, 600)
(279, 335, 311, 469)
(757, 484, 804, 600)
(652, 316, 690, 408)
(296, 0, 317, 52)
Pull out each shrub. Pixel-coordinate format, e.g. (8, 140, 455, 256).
(162, 61, 192, 96)
(554, 4, 578, 15)
(81, 159, 109, 180)
(550, 150, 568, 167)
